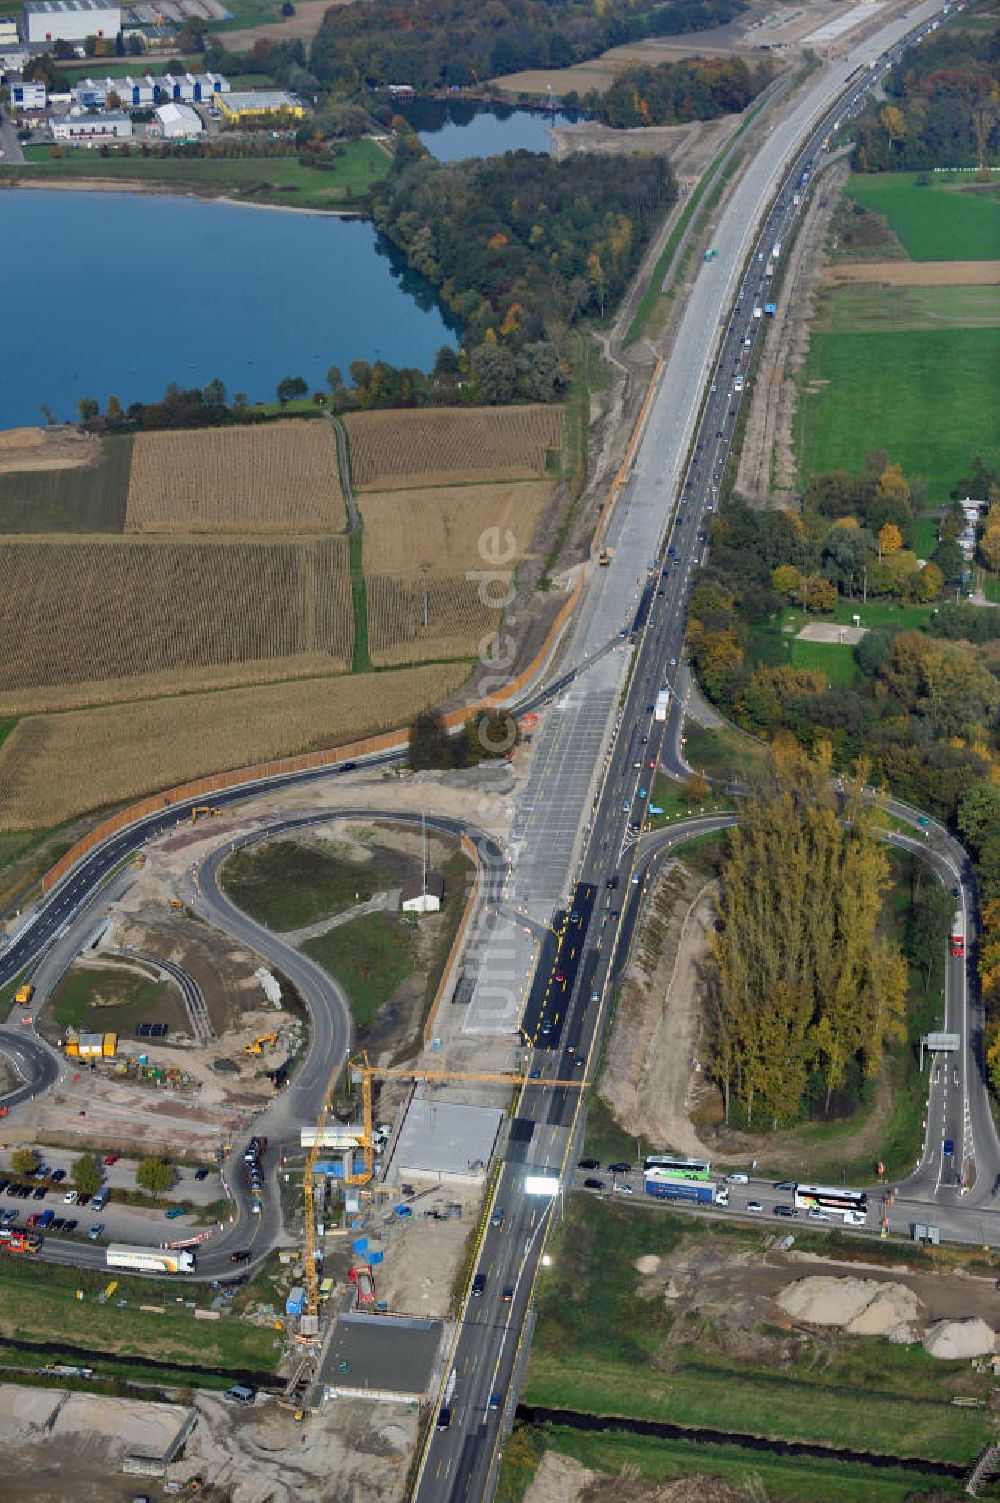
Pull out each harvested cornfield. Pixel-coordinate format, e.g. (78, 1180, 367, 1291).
(359, 481, 551, 577)
(345, 406, 563, 490)
(0, 537, 353, 709)
(0, 662, 470, 828)
(125, 420, 345, 533)
(367, 575, 495, 666)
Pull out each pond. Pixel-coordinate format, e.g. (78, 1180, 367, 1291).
(0, 189, 454, 427)
(399, 98, 581, 160)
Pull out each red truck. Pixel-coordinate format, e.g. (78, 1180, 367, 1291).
(950, 912, 965, 959)
(0, 1228, 41, 1254)
(349, 1265, 375, 1306)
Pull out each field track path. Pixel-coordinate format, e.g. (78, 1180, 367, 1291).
(331, 416, 359, 535)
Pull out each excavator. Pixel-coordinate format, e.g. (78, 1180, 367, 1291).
(244, 1033, 278, 1056)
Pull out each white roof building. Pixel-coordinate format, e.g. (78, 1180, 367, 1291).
(24, 0, 121, 43)
(51, 109, 131, 142)
(154, 100, 202, 137)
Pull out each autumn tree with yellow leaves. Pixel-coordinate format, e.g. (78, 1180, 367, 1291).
(709, 739, 907, 1127)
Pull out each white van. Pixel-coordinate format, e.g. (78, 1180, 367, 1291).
(725, 1172, 749, 1185)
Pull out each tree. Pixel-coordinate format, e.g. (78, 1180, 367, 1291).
(106, 394, 122, 421)
(682, 771, 710, 803)
(83, 32, 98, 55)
(136, 1157, 176, 1195)
(879, 522, 903, 558)
(126, 30, 145, 55)
(913, 561, 943, 602)
(11, 1148, 38, 1177)
(76, 396, 99, 423)
(276, 374, 308, 406)
(72, 1152, 102, 1196)
(326, 364, 344, 394)
(804, 573, 837, 614)
(771, 564, 802, 599)
(409, 708, 464, 770)
(958, 784, 1000, 854)
(203, 377, 227, 407)
(53, 37, 74, 58)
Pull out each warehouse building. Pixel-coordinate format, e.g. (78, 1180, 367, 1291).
(154, 100, 201, 137)
(216, 88, 305, 123)
(160, 69, 228, 102)
(0, 16, 19, 44)
(24, 0, 121, 44)
(51, 110, 131, 143)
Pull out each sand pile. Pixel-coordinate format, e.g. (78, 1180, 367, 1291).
(923, 1318, 995, 1360)
(777, 1276, 924, 1336)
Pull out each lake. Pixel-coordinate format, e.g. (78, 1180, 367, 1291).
(0, 189, 454, 427)
(400, 99, 581, 161)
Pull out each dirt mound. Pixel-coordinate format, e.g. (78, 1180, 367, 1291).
(777, 1275, 923, 1334)
(924, 1318, 995, 1360)
(525, 1448, 756, 1503)
(635, 1254, 661, 1275)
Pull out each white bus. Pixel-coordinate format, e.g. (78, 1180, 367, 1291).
(106, 1243, 196, 1275)
(793, 1185, 868, 1222)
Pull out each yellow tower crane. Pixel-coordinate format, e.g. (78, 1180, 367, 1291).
(299, 1054, 590, 1320)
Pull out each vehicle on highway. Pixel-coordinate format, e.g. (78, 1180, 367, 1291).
(746, 1201, 764, 1213)
(488, 1392, 502, 1411)
(88, 1222, 105, 1240)
(794, 1185, 868, 1221)
(773, 1180, 797, 1192)
(106, 1243, 196, 1274)
(584, 1178, 605, 1191)
(772, 1205, 797, 1218)
(230, 1249, 251, 1263)
(725, 1172, 749, 1185)
(437, 1407, 452, 1430)
(491, 1208, 504, 1228)
(844, 1209, 868, 1227)
(807, 1207, 832, 1222)
(471, 1273, 486, 1297)
(944, 1139, 954, 1157)
(733, 376, 744, 392)
(644, 1153, 711, 1181)
(502, 1285, 514, 1302)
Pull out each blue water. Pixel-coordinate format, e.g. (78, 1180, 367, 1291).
(0, 190, 454, 426)
(400, 100, 581, 161)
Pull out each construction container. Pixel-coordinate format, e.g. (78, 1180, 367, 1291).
(285, 1286, 306, 1317)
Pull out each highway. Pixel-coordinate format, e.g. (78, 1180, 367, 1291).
(0, 2, 984, 1493)
(413, 4, 966, 1497)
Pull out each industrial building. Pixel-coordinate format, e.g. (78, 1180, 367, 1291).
(160, 70, 228, 102)
(154, 99, 201, 137)
(10, 79, 46, 108)
(24, 0, 121, 44)
(51, 110, 131, 143)
(0, 16, 19, 44)
(216, 89, 305, 123)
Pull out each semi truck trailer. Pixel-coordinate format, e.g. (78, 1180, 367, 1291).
(106, 1244, 196, 1275)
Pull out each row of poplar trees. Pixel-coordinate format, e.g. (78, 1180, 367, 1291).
(710, 739, 908, 1129)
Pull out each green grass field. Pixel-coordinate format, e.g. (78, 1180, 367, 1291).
(788, 636, 858, 685)
(682, 720, 767, 784)
(1, 140, 390, 211)
(911, 513, 941, 558)
(845, 173, 1000, 260)
(797, 325, 1000, 503)
(48, 966, 175, 1038)
(815, 282, 1000, 334)
(0, 1255, 280, 1377)
(526, 1199, 992, 1465)
(497, 1424, 974, 1503)
(303, 910, 416, 1030)
(221, 838, 377, 931)
(0, 437, 132, 532)
(984, 575, 1000, 603)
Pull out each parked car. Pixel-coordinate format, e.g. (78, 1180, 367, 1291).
(32, 1186, 46, 1201)
(194, 1168, 210, 1181)
(773, 1180, 797, 1192)
(50, 1169, 66, 1183)
(725, 1173, 749, 1185)
(63, 1190, 78, 1204)
(87, 1222, 105, 1240)
(746, 1201, 764, 1213)
(103, 1154, 119, 1166)
(807, 1207, 832, 1222)
(583, 1178, 605, 1191)
(77, 1193, 90, 1207)
(578, 1159, 600, 1170)
(165, 1206, 186, 1220)
(62, 1218, 78, 1232)
(609, 1162, 631, 1174)
(772, 1205, 797, 1219)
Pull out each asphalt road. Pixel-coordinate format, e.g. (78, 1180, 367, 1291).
(413, 5, 959, 1497)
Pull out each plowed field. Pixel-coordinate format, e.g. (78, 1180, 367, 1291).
(359, 481, 551, 575)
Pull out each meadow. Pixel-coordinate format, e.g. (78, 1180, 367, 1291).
(845, 173, 1000, 261)
(0, 661, 469, 828)
(797, 325, 1000, 502)
(1, 139, 390, 211)
(344, 405, 563, 489)
(126, 420, 345, 533)
(0, 436, 132, 533)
